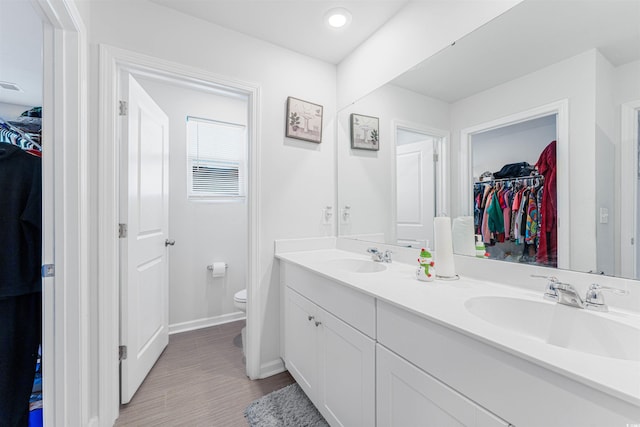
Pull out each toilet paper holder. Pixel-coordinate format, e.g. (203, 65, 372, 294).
(207, 263, 228, 271)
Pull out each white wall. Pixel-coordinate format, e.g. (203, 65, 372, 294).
(337, 84, 449, 242)
(135, 77, 248, 331)
(472, 115, 556, 179)
(450, 49, 598, 272)
(336, 1, 523, 109)
(0, 102, 34, 119)
(83, 0, 336, 392)
(595, 51, 616, 275)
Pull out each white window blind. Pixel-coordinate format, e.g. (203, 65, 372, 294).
(187, 116, 247, 199)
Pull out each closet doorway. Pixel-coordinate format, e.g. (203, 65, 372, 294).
(0, 2, 44, 425)
(2, 0, 88, 425)
(460, 100, 570, 270)
(99, 45, 261, 420)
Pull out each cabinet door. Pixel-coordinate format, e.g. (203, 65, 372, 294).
(377, 345, 510, 427)
(284, 288, 319, 400)
(317, 309, 375, 427)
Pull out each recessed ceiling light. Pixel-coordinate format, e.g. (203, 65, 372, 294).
(325, 8, 352, 29)
(0, 81, 22, 92)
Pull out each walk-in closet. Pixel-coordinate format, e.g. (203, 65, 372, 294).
(0, 1, 44, 425)
(472, 114, 558, 267)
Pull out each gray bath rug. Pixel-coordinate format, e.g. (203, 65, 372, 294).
(244, 383, 329, 427)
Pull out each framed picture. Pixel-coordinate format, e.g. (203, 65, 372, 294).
(350, 113, 379, 151)
(285, 96, 323, 143)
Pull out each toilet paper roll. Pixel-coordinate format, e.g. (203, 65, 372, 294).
(452, 216, 476, 257)
(210, 262, 226, 278)
(434, 216, 457, 278)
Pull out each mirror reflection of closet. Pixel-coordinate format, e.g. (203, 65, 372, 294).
(472, 114, 557, 268)
(0, 1, 44, 425)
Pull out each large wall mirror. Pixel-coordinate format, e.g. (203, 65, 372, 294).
(337, 0, 640, 280)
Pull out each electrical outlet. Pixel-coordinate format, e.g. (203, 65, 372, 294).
(322, 207, 333, 225)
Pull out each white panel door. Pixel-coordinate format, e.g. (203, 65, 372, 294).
(120, 74, 170, 404)
(396, 140, 435, 248)
(318, 309, 375, 427)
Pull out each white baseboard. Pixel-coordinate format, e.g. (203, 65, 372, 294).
(258, 358, 286, 378)
(169, 312, 246, 335)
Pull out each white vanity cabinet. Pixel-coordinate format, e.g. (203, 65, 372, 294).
(377, 344, 510, 427)
(282, 262, 376, 427)
(278, 251, 640, 427)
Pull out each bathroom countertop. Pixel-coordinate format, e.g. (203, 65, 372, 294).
(276, 248, 640, 408)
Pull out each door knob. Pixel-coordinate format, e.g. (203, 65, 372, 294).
(165, 239, 176, 247)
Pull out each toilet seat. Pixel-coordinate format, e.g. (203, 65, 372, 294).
(234, 289, 247, 312)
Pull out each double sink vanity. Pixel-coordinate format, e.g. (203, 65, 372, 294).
(276, 238, 640, 427)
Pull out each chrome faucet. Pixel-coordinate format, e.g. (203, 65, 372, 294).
(532, 275, 628, 311)
(367, 247, 392, 263)
(553, 282, 584, 308)
(533, 275, 583, 308)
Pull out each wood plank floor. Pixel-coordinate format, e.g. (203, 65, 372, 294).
(115, 320, 295, 426)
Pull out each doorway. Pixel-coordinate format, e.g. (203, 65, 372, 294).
(395, 128, 438, 248)
(117, 69, 251, 403)
(620, 100, 640, 278)
(0, 2, 43, 424)
(99, 45, 261, 421)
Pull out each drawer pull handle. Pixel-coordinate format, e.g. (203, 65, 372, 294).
(308, 315, 314, 321)
(315, 321, 322, 327)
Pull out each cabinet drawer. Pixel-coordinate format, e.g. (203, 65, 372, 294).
(283, 262, 376, 338)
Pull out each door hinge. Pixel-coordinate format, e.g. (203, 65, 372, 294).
(119, 100, 128, 116)
(433, 153, 439, 162)
(119, 345, 127, 361)
(119, 223, 128, 238)
(41, 264, 55, 278)
(632, 237, 635, 245)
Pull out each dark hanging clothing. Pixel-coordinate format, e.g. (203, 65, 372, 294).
(0, 143, 42, 427)
(535, 141, 557, 266)
(0, 144, 42, 297)
(0, 293, 41, 427)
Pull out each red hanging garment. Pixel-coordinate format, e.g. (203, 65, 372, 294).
(535, 141, 557, 266)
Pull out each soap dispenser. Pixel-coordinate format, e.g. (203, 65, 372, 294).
(475, 235, 489, 258)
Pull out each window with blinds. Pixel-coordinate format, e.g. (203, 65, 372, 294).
(186, 116, 247, 200)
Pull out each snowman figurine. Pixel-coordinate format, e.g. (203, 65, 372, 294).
(416, 247, 435, 282)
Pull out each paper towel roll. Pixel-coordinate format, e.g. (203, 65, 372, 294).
(210, 262, 227, 278)
(434, 216, 457, 278)
(452, 216, 476, 257)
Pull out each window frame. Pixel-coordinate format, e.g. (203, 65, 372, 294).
(186, 115, 247, 202)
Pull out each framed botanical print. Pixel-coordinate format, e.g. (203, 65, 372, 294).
(285, 96, 323, 143)
(350, 113, 379, 151)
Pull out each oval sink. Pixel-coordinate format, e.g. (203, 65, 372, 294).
(465, 296, 640, 361)
(324, 258, 387, 273)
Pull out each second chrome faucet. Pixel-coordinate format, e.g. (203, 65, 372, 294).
(367, 247, 393, 263)
(532, 275, 628, 312)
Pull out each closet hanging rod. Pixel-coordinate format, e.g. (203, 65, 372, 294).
(0, 117, 42, 151)
(474, 175, 543, 185)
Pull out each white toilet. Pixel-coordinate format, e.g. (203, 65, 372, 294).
(234, 289, 247, 355)
(233, 288, 247, 312)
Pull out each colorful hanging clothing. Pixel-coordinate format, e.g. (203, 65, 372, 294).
(525, 189, 538, 244)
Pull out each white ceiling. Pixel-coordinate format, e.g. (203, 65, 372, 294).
(149, 0, 409, 64)
(391, 0, 640, 103)
(0, 0, 42, 108)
